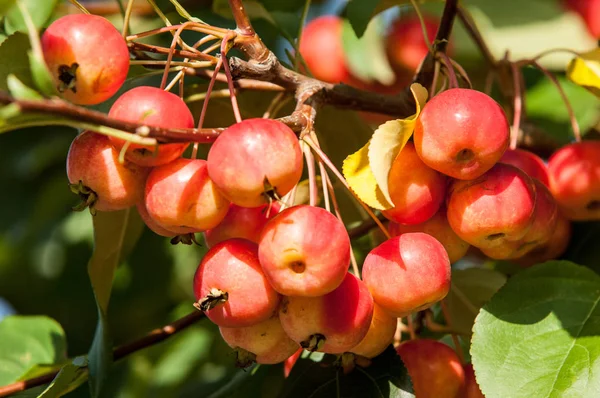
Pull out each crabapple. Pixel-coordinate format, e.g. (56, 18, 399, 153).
(396, 339, 465, 398)
(382, 142, 447, 225)
(386, 14, 443, 73)
(136, 201, 177, 237)
(480, 179, 557, 260)
(362, 233, 451, 317)
(414, 88, 510, 180)
(349, 303, 397, 359)
(463, 364, 485, 398)
(299, 16, 350, 84)
(548, 140, 600, 220)
(219, 315, 299, 368)
(41, 14, 129, 105)
(207, 119, 303, 208)
(500, 148, 549, 187)
(108, 86, 193, 167)
(258, 205, 350, 297)
(193, 239, 280, 327)
(145, 158, 229, 233)
(515, 213, 571, 267)
(446, 163, 536, 249)
(67, 131, 147, 212)
(389, 207, 470, 264)
(203, 203, 280, 248)
(279, 272, 374, 354)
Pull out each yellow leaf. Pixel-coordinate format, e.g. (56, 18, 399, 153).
(368, 83, 429, 205)
(342, 141, 393, 210)
(567, 48, 600, 97)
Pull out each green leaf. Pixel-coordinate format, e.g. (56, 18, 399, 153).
(4, 0, 59, 35)
(0, 32, 33, 91)
(7, 74, 42, 100)
(445, 268, 507, 335)
(169, 0, 203, 23)
(0, 0, 17, 18)
(28, 49, 56, 97)
(87, 209, 144, 397)
(38, 356, 89, 398)
(471, 261, 600, 398)
(0, 315, 67, 385)
(280, 346, 414, 397)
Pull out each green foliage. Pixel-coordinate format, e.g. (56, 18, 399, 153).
(4, 0, 58, 35)
(471, 261, 600, 398)
(0, 316, 67, 385)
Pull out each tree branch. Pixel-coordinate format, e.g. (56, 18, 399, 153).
(228, 0, 255, 36)
(0, 311, 205, 397)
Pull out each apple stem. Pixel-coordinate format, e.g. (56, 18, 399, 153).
(510, 63, 523, 150)
(302, 141, 318, 207)
(221, 32, 244, 123)
(440, 300, 465, 364)
(198, 51, 224, 129)
(160, 22, 193, 90)
(439, 52, 459, 89)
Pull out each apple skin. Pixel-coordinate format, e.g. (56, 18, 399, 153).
(463, 364, 485, 398)
(499, 148, 550, 188)
(396, 339, 465, 398)
(389, 207, 470, 264)
(204, 203, 280, 248)
(349, 303, 397, 359)
(279, 272, 374, 354)
(480, 179, 558, 260)
(145, 158, 230, 233)
(362, 233, 451, 317)
(515, 212, 571, 267)
(414, 88, 510, 180)
(67, 131, 148, 212)
(447, 163, 536, 249)
(382, 142, 447, 225)
(219, 315, 299, 366)
(548, 141, 600, 221)
(386, 14, 441, 73)
(136, 201, 178, 237)
(108, 86, 193, 167)
(193, 239, 280, 327)
(563, 0, 600, 37)
(299, 16, 351, 84)
(258, 205, 351, 297)
(41, 14, 129, 105)
(207, 118, 303, 208)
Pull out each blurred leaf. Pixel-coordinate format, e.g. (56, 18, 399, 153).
(526, 76, 599, 143)
(259, 0, 305, 13)
(28, 49, 56, 96)
(213, 0, 275, 25)
(169, 0, 203, 23)
(346, 0, 414, 37)
(38, 356, 89, 398)
(4, 0, 59, 35)
(445, 268, 507, 335)
(0, 315, 67, 385)
(567, 48, 600, 97)
(87, 209, 145, 397)
(0, 0, 17, 17)
(472, 261, 600, 398)
(7, 74, 42, 100)
(342, 16, 395, 85)
(0, 32, 33, 91)
(368, 83, 427, 204)
(280, 346, 414, 397)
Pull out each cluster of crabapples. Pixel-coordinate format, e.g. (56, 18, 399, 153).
(45, 10, 600, 398)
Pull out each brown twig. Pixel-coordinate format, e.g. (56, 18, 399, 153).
(0, 311, 205, 397)
(228, 0, 255, 36)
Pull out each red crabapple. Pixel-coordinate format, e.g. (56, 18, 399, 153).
(389, 207, 470, 264)
(446, 163, 536, 249)
(108, 86, 193, 167)
(145, 158, 229, 233)
(136, 201, 177, 237)
(193, 239, 280, 327)
(396, 339, 465, 398)
(500, 148, 549, 187)
(515, 213, 571, 267)
(41, 14, 129, 105)
(258, 205, 351, 297)
(349, 303, 397, 358)
(219, 315, 299, 368)
(203, 202, 280, 248)
(207, 119, 303, 208)
(463, 364, 485, 398)
(67, 131, 147, 212)
(279, 272, 374, 354)
(362, 233, 451, 317)
(548, 141, 600, 220)
(414, 88, 510, 180)
(382, 142, 447, 225)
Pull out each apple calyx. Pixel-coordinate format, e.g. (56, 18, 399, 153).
(300, 333, 326, 352)
(194, 288, 229, 312)
(57, 63, 79, 93)
(170, 233, 200, 246)
(69, 180, 98, 215)
(233, 347, 258, 368)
